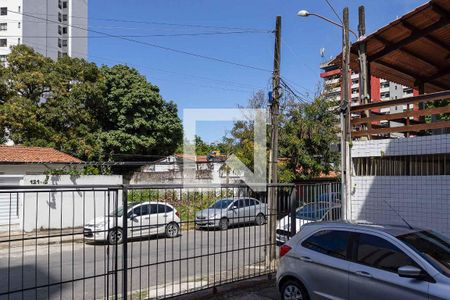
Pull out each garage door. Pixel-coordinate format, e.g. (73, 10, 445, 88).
(0, 176, 22, 225)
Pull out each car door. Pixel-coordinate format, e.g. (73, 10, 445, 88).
(154, 204, 172, 235)
(128, 204, 150, 238)
(299, 229, 351, 300)
(147, 204, 164, 235)
(247, 198, 258, 221)
(229, 199, 245, 225)
(348, 233, 430, 300)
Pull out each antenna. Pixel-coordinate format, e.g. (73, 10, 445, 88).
(381, 199, 413, 229)
(320, 47, 325, 58)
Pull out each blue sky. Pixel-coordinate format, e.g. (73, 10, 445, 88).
(88, 0, 426, 143)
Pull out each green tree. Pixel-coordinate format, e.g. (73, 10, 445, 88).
(0, 46, 183, 162)
(99, 65, 182, 157)
(279, 96, 339, 182)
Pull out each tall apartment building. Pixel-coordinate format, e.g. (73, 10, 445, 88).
(320, 60, 415, 108)
(0, 0, 87, 64)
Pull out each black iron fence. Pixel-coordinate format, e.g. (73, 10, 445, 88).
(0, 182, 340, 299)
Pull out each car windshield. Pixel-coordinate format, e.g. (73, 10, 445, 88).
(108, 207, 124, 217)
(210, 199, 233, 209)
(397, 230, 450, 277)
(296, 203, 331, 221)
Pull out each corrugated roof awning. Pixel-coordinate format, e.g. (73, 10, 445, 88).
(331, 0, 450, 93)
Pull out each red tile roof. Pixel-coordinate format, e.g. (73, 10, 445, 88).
(175, 154, 209, 162)
(0, 146, 82, 163)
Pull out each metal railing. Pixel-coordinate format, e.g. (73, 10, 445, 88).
(0, 183, 300, 299)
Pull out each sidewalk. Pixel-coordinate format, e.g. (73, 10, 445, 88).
(173, 275, 279, 300)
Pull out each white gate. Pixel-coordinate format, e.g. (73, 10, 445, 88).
(0, 176, 22, 225)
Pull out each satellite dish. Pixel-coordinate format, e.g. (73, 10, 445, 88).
(320, 48, 325, 57)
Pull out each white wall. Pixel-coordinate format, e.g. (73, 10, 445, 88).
(19, 175, 123, 231)
(0, 0, 22, 58)
(68, 0, 87, 58)
(352, 134, 450, 157)
(0, 0, 87, 60)
(351, 176, 450, 238)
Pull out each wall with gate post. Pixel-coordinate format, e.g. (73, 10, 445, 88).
(20, 175, 123, 232)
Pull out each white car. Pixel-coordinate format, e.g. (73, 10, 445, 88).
(276, 201, 341, 245)
(84, 202, 181, 244)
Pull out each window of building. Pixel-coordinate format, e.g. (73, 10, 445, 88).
(58, 0, 62, 9)
(356, 233, 417, 273)
(62, 27, 67, 34)
(58, 25, 62, 34)
(62, 1, 68, 9)
(58, 38, 62, 48)
(58, 12, 62, 22)
(18, 6, 20, 13)
(62, 39, 67, 47)
(0, 7, 7, 15)
(62, 14, 68, 22)
(17, 37, 20, 44)
(0, 55, 7, 64)
(0, 39, 7, 47)
(18, 22, 20, 29)
(0, 23, 6, 31)
(302, 230, 351, 260)
(353, 154, 450, 176)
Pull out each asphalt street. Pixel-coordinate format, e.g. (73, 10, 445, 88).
(0, 224, 270, 299)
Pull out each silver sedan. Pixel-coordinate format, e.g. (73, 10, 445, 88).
(195, 198, 267, 230)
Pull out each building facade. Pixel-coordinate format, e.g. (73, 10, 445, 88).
(0, 0, 87, 64)
(320, 60, 415, 106)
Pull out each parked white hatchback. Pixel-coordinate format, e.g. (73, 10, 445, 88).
(84, 202, 181, 244)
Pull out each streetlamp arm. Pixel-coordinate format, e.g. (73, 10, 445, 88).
(308, 13, 358, 39)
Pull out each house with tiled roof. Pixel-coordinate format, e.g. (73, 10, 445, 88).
(0, 145, 82, 176)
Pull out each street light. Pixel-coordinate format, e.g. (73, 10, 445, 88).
(297, 10, 358, 39)
(297, 8, 353, 220)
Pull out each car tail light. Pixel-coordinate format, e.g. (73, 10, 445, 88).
(279, 245, 292, 257)
(175, 211, 180, 218)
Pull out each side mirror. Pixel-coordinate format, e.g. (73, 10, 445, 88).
(230, 205, 238, 210)
(398, 265, 423, 279)
(129, 213, 137, 220)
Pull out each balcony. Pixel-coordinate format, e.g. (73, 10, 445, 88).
(351, 90, 450, 139)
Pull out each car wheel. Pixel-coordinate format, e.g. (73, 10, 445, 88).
(280, 279, 309, 300)
(219, 217, 229, 230)
(255, 213, 265, 225)
(165, 222, 179, 238)
(108, 228, 123, 245)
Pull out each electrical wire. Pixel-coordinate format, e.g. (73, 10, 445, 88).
(7, 9, 273, 73)
(19, 41, 264, 94)
(27, 12, 272, 32)
(323, 0, 343, 25)
(1, 30, 273, 39)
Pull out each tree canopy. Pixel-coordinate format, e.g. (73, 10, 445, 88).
(0, 45, 182, 161)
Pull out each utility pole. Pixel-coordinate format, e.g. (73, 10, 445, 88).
(358, 5, 371, 139)
(341, 8, 351, 221)
(267, 15, 281, 269)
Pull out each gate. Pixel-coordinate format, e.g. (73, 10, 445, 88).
(0, 183, 295, 299)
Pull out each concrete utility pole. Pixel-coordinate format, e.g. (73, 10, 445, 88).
(358, 6, 370, 105)
(341, 7, 352, 221)
(267, 15, 281, 269)
(358, 6, 372, 139)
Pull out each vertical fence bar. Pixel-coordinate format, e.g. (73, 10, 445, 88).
(289, 186, 297, 239)
(121, 186, 128, 300)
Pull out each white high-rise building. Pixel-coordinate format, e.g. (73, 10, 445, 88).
(0, 0, 87, 64)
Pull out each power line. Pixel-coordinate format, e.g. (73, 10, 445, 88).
(323, 0, 343, 25)
(27, 12, 271, 32)
(1, 30, 272, 39)
(24, 41, 265, 94)
(8, 9, 273, 73)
